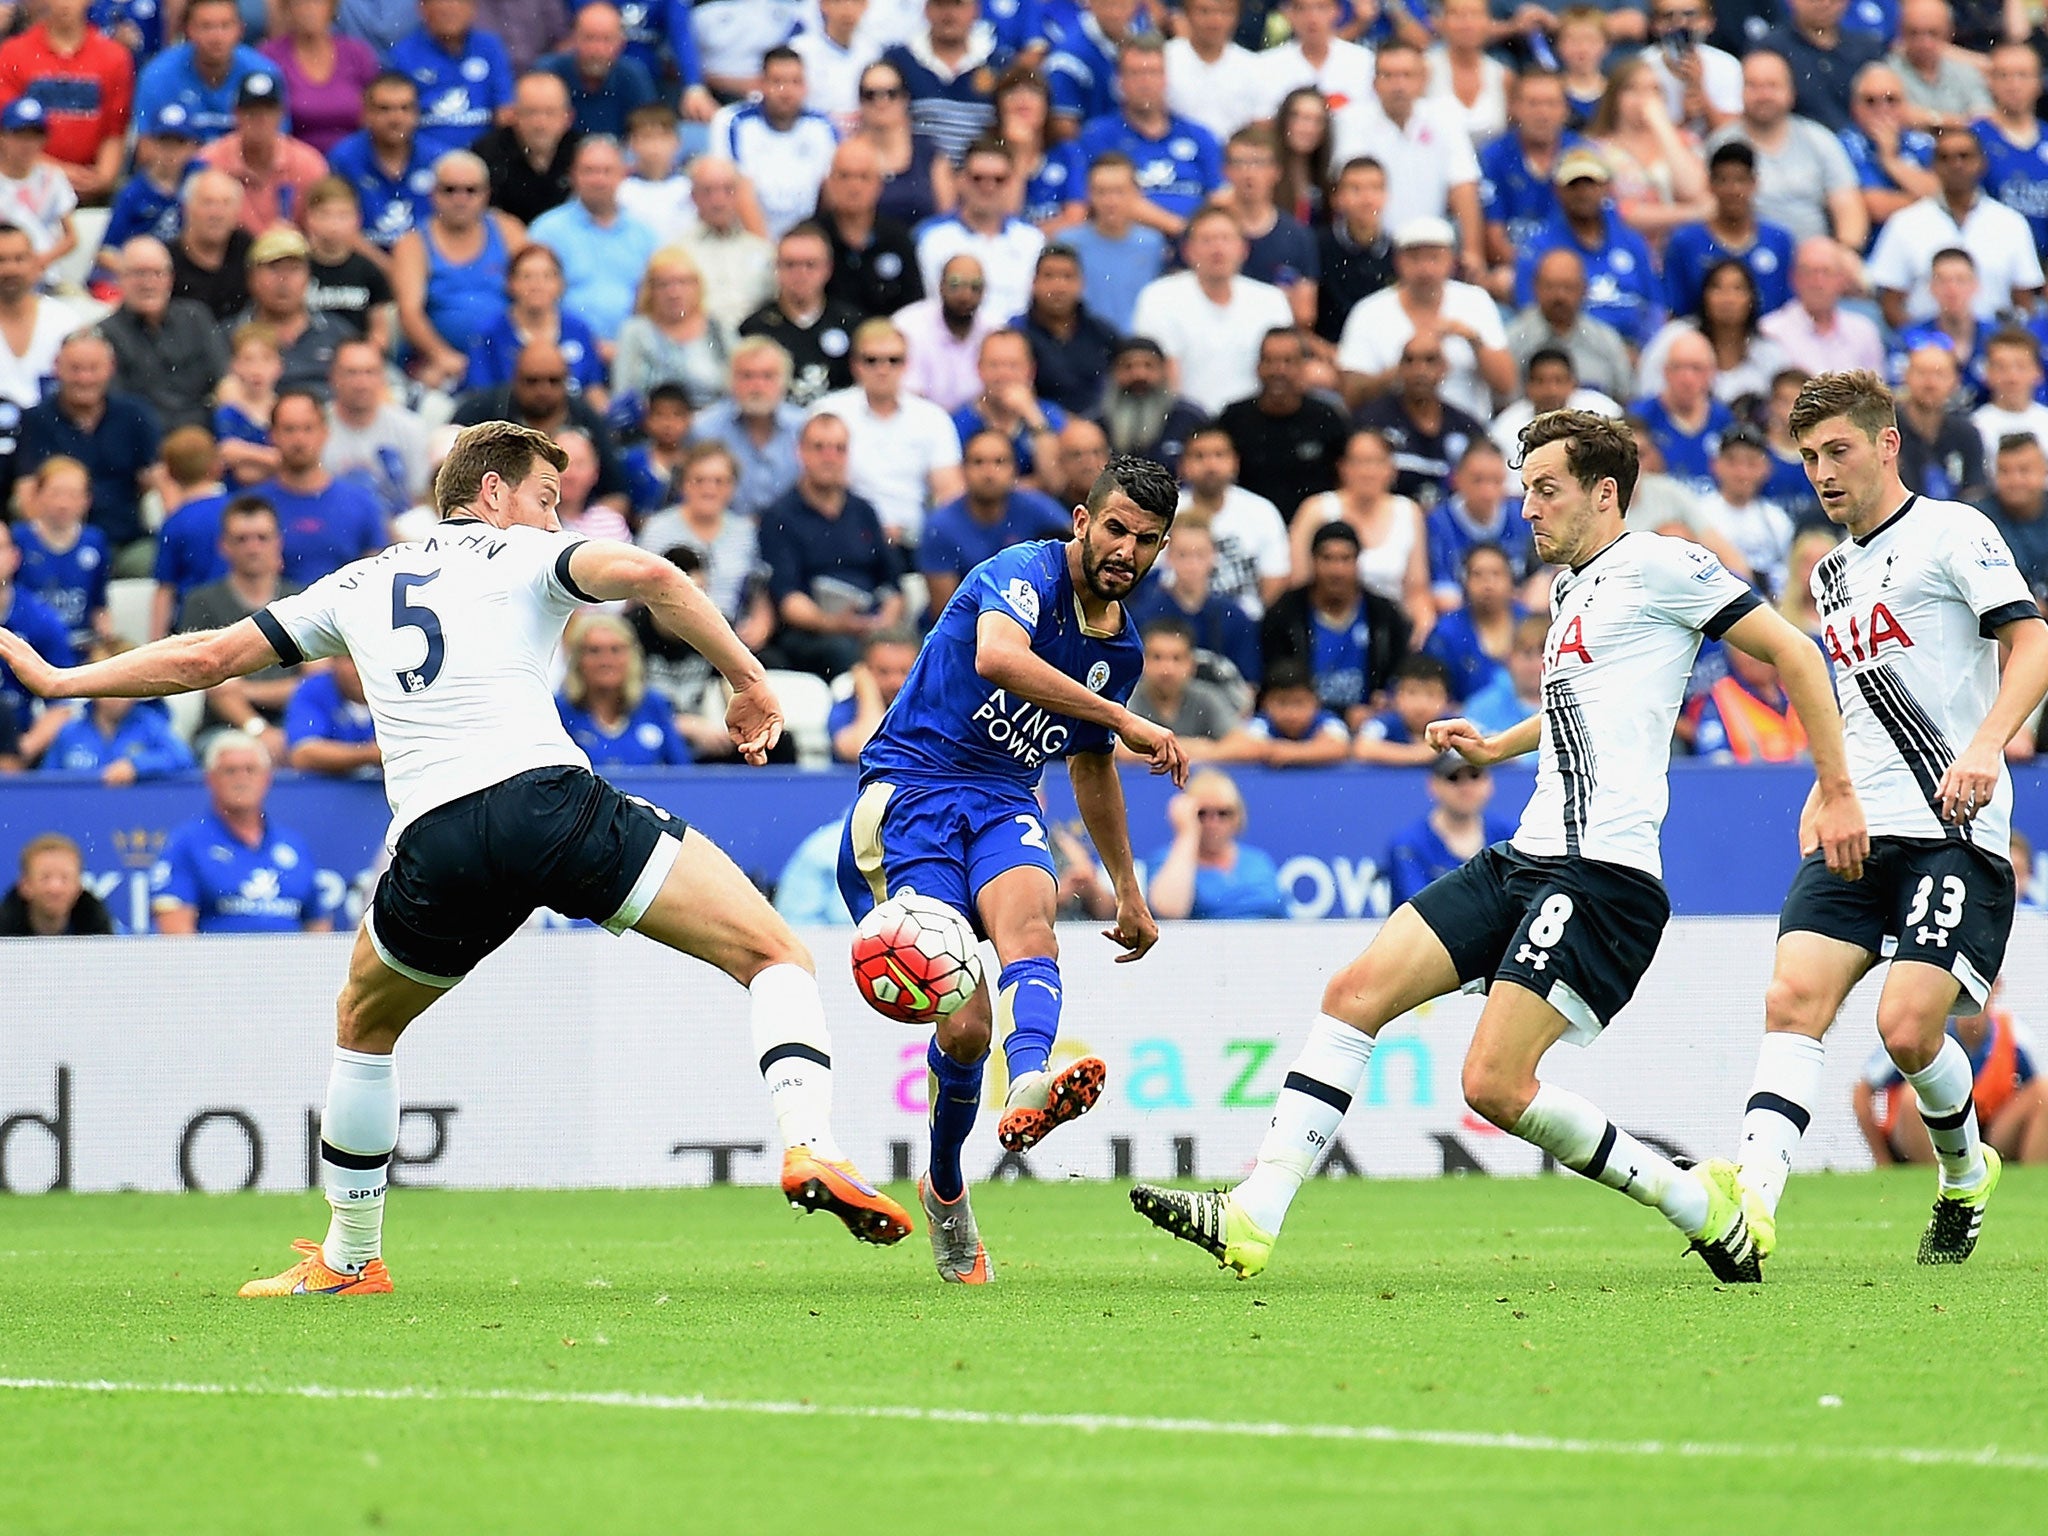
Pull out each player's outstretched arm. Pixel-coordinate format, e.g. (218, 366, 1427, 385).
(1723, 603, 1867, 880)
(567, 540, 783, 764)
(1068, 749, 1157, 963)
(1425, 711, 1542, 767)
(1939, 614, 2048, 826)
(975, 610, 1189, 785)
(0, 620, 281, 701)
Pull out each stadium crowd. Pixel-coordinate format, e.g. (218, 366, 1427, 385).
(6, 0, 2048, 815)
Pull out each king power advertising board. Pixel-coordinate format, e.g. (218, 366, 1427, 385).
(9, 917, 2042, 1197)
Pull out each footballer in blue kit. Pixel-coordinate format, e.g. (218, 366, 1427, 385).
(837, 455, 1189, 1283)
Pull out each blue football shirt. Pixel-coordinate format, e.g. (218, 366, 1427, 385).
(13, 523, 111, 651)
(860, 539, 1143, 787)
(150, 811, 337, 933)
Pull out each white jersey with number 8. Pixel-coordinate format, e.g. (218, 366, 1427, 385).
(253, 519, 595, 844)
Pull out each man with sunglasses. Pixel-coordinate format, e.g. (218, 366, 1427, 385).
(812, 316, 964, 547)
(915, 138, 1044, 327)
(1840, 61, 1939, 232)
(1867, 126, 2043, 332)
(1382, 751, 1515, 910)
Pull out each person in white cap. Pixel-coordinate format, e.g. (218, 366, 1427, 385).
(0, 99, 79, 283)
(1336, 215, 1511, 422)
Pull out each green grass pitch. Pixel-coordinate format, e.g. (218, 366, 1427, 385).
(3, 1172, 2046, 1536)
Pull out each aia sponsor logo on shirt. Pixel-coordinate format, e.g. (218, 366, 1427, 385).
(1822, 602, 1913, 669)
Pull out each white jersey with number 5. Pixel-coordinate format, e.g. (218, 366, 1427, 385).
(1810, 494, 2039, 856)
(1514, 531, 1761, 878)
(253, 518, 595, 843)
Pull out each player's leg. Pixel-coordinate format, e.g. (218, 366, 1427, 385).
(1875, 846, 2014, 1264)
(1461, 981, 1724, 1248)
(1131, 863, 1485, 1276)
(239, 924, 449, 1297)
(1890, 1096, 1935, 1164)
(1735, 932, 1872, 1229)
(633, 824, 911, 1244)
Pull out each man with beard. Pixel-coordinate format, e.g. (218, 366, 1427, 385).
(837, 453, 1188, 1285)
(1096, 337, 1207, 478)
(451, 339, 631, 512)
(896, 253, 995, 414)
(1353, 328, 1494, 511)
(1214, 326, 1348, 524)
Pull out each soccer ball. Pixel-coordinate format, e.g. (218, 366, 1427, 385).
(850, 894, 983, 1025)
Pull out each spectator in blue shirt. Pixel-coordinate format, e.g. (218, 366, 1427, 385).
(1461, 610, 1547, 735)
(529, 135, 661, 341)
(1075, 35, 1222, 235)
(1148, 768, 1288, 920)
(99, 107, 203, 269)
(12, 457, 111, 654)
(324, 71, 438, 253)
(1382, 751, 1517, 909)
(0, 520, 77, 753)
(284, 653, 383, 776)
(133, 0, 274, 144)
(386, 0, 517, 161)
(1125, 517, 1263, 689)
(542, 2, 659, 139)
(1631, 329, 1737, 493)
(555, 610, 693, 768)
(1354, 653, 1454, 765)
(759, 411, 907, 679)
(1426, 441, 1538, 606)
(1047, 0, 1143, 127)
(1243, 658, 1352, 766)
(42, 651, 196, 783)
(1514, 150, 1664, 350)
(828, 624, 919, 764)
(1422, 540, 1526, 702)
(1664, 142, 1798, 320)
(16, 332, 164, 561)
(1837, 65, 1936, 231)
(1480, 70, 1582, 294)
(150, 734, 339, 934)
(1758, 0, 1885, 132)
(921, 428, 1072, 616)
(950, 330, 1068, 485)
(693, 335, 807, 519)
(253, 389, 388, 583)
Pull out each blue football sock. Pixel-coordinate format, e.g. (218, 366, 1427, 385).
(998, 956, 1063, 1081)
(927, 1039, 985, 1203)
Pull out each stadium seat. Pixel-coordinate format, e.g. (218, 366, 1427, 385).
(105, 578, 156, 646)
(49, 206, 109, 295)
(765, 669, 834, 767)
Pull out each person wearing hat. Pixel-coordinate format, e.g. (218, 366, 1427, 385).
(1381, 749, 1516, 910)
(1335, 214, 1512, 423)
(230, 226, 348, 397)
(0, 99, 79, 286)
(1511, 149, 1665, 351)
(133, 0, 276, 145)
(0, 0, 134, 202)
(95, 105, 203, 289)
(200, 72, 330, 237)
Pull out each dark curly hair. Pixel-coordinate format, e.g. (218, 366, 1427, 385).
(1086, 453, 1179, 528)
(1518, 409, 1639, 515)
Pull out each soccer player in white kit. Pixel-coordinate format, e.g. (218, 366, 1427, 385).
(1732, 371, 2048, 1269)
(1131, 410, 1869, 1283)
(0, 422, 913, 1296)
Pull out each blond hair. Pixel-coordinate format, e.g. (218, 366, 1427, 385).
(634, 244, 706, 318)
(563, 611, 646, 712)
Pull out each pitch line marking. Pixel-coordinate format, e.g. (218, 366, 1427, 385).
(1, 1377, 2044, 1472)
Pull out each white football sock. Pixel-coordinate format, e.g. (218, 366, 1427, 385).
(1512, 1083, 1710, 1237)
(1233, 1015, 1376, 1233)
(750, 963, 845, 1163)
(1905, 1036, 1986, 1190)
(1737, 1032, 1827, 1216)
(320, 1046, 398, 1273)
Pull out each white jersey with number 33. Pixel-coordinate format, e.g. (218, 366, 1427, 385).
(253, 519, 595, 843)
(1514, 531, 1761, 878)
(1810, 494, 2038, 856)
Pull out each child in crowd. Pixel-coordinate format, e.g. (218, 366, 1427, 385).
(149, 426, 232, 638)
(1699, 427, 1794, 597)
(13, 457, 110, 653)
(214, 325, 283, 485)
(622, 383, 694, 519)
(1353, 654, 1455, 766)
(95, 104, 201, 290)
(1554, 8, 1611, 128)
(303, 178, 393, 352)
(619, 104, 698, 245)
(41, 641, 196, 783)
(1245, 661, 1353, 767)
(0, 98, 77, 286)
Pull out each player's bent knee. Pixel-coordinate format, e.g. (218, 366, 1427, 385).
(1762, 973, 1833, 1037)
(1460, 1058, 1533, 1131)
(936, 994, 992, 1062)
(1877, 1006, 1945, 1075)
(1321, 953, 1397, 1031)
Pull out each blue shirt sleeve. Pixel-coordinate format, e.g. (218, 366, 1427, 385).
(1383, 838, 1432, 909)
(41, 716, 95, 772)
(126, 709, 198, 778)
(666, 0, 704, 86)
(919, 509, 969, 577)
(150, 825, 200, 912)
(968, 545, 1053, 640)
(284, 675, 337, 745)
